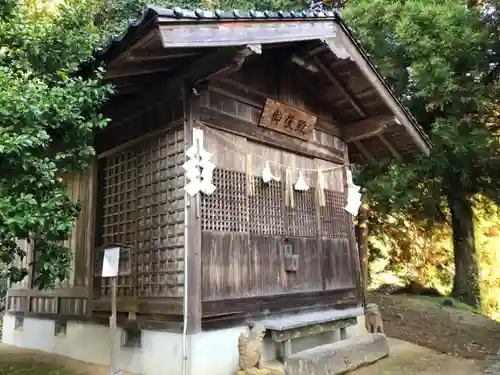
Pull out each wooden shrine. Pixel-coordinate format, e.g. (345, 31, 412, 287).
(5, 6, 430, 340)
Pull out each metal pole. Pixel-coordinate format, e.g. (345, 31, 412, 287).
(110, 276, 118, 375)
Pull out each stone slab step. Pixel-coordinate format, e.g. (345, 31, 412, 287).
(262, 360, 285, 375)
(285, 333, 389, 375)
(486, 362, 500, 375)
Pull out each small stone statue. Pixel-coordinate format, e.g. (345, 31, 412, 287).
(365, 303, 384, 334)
(237, 325, 270, 375)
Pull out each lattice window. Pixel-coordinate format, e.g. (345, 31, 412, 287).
(135, 132, 184, 297)
(248, 177, 284, 236)
(285, 190, 317, 237)
(201, 169, 248, 232)
(95, 128, 185, 298)
(101, 150, 137, 245)
(97, 149, 136, 297)
(320, 190, 349, 239)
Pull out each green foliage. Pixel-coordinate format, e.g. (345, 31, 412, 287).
(366, 200, 500, 320)
(0, 0, 304, 291)
(367, 215, 454, 294)
(417, 295, 478, 313)
(96, 0, 305, 38)
(344, 0, 500, 307)
(0, 0, 111, 289)
(474, 197, 500, 319)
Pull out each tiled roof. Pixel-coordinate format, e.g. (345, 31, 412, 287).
(148, 5, 341, 20)
(95, 5, 431, 151)
(96, 5, 345, 57)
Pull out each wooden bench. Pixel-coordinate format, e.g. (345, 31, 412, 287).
(254, 307, 362, 361)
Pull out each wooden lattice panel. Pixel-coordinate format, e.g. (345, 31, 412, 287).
(135, 130, 185, 297)
(248, 178, 284, 236)
(285, 190, 317, 237)
(98, 149, 136, 297)
(96, 127, 185, 298)
(201, 169, 248, 232)
(320, 190, 349, 239)
(101, 149, 137, 245)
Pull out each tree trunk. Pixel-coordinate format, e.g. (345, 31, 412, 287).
(447, 192, 481, 308)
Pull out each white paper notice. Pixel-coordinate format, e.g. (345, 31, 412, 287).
(101, 247, 120, 278)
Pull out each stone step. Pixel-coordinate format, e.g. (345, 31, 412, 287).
(284, 333, 389, 375)
(262, 360, 285, 375)
(486, 362, 500, 375)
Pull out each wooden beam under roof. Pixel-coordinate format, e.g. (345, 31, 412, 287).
(334, 20, 430, 155)
(354, 140, 376, 164)
(378, 133, 402, 160)
(342, 114, 395, 143)
(107, 28, 161, 68)
(313, 54, 366, 118)
(104, 59, 185, 80)
(126, 48, 202, 62)
(106, 44, 262, 123)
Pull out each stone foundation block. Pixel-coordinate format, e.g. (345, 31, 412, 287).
(285, 333, 389, 375)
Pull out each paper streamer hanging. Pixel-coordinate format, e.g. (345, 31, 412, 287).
(262, 161, 280, 183)
(294, 171, 309, 191)
(246, 153, 255, 195)
(344, 166, 362, 216)
(316, 170, 326, 207)
(285, 167, 295, 209)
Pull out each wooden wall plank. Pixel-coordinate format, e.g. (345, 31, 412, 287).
(199, 125, 355, 307)
(184, 88, 202, 334)
(202, 288, 357, 319)
(200, 232, 324, 301)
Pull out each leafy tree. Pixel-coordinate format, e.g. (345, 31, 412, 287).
(343, 0, 500, 307)
(0, 0, 305, 292)
(95, 0, 306, 36)
(0, 0, 111, 289)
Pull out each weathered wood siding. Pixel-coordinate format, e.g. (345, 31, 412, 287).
(7, 161, 96, 316)
(93, 125, 185, 300)
(198, 54, 360, 311)
(199, 128, 354, 301)
(7, 91, 186, 320)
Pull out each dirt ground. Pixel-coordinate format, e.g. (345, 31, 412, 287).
(368, 292, 500, 359)
(0, 343, 118, 375)
(0, 339, 494, 375)
(351, 338, 494, 375)
(0, 293, 498, 374)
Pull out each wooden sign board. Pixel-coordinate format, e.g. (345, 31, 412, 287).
(259, 99, 317, 140)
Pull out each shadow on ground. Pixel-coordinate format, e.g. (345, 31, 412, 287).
(0, 343, 128, 375)
(351, 338, 494, 375)
(368, 292, 500, 359)
(0, 337, 495, 375)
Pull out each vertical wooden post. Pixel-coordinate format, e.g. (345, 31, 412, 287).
(342, 160, 363, 305)
(184, 87, 202, 334)
(109, 276, 118, 375)
(87, 159, 98, 316)
(100, 243, 128, 375)
(357, 203, 370, 304)
(313, 167, 325, 290)
(26, 240, 34, 313)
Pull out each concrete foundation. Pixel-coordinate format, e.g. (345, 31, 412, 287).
(2, 310, 366, 375)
